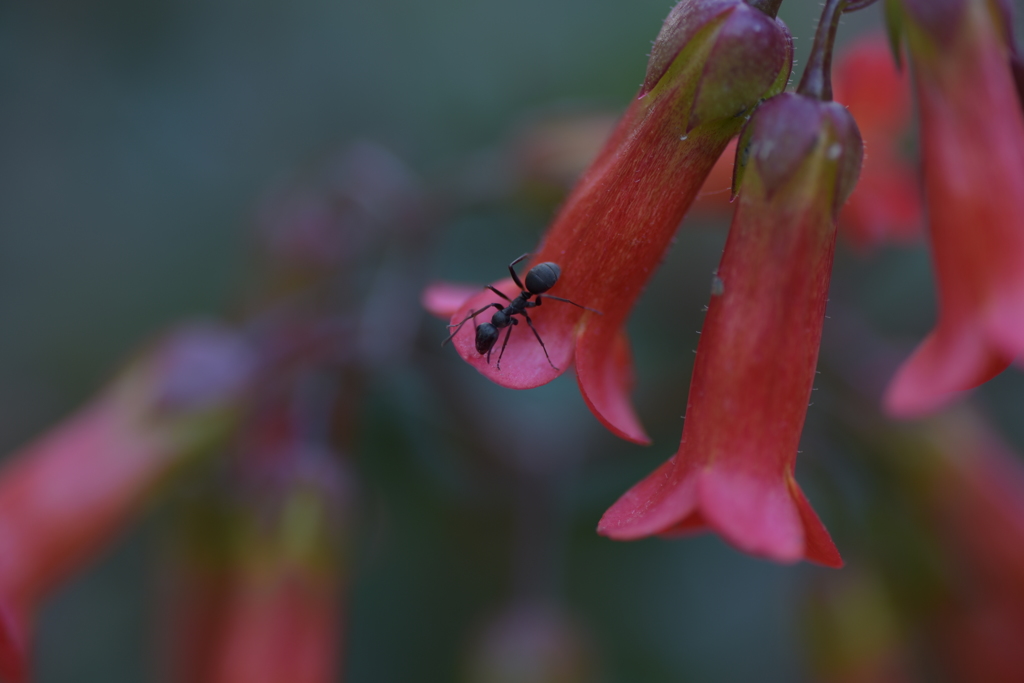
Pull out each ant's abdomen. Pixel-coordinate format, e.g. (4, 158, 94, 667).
(525, 262, 561, 294)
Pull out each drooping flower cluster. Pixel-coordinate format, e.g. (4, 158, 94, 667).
(434, 0, 866, 564)
(440, 0, 794, 445)
(431, 0, 1024, 571)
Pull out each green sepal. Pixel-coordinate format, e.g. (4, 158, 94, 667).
(884, 0, 905, 69)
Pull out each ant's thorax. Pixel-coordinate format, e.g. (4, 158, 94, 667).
(510, 292, 533, 308)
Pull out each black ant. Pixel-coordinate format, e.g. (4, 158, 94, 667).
(443, 254, 601, 370)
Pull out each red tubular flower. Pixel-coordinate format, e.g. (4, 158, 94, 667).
(598, 90, 861, 566)
(164, 448, 347, 683)
(888, 411, 1024, 682)
(204, 488, 342, 683)
(211, 570, 339, 683)
(690, 138, 740, 214)
(882, 0, 1024, 417)
(0, 599, 26, 683)
(0, 325, 253, 612)
(832, 33, 922, 249)
(446, 0, 793, 444)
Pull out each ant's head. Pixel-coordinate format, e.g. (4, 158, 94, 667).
(475, 323, 499, 355)
(524, 262, 561, 294)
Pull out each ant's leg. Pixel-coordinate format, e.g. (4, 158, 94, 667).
(492, 321, 516, 369)
(444, 303, 503, 345)
(521, 310, 558, 370)
(507, 253, 529, 291)
(539, 294, 602, 315)
(486, 285, 512, 302)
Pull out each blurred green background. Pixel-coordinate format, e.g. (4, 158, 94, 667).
(4, 1, 1024, 681)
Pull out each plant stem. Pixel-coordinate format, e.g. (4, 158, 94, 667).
(744, 0, 783, 19)
(796, 0, 849, 100)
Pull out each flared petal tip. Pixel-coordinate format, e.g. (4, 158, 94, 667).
(698, 469, 809, 565)
(597, 457, 691, 539)
(809, 543, 845, 569)
(422, 281, 480, 320)
(596, 517, 653, 541)
(704, 472, 843, 567)
(576, 328, 651, 446)
(789, 478, 844, 568)
(600, 465, 843, 567)
(883, 372, 958, 419)
(583, 396, 652, 446)
(882, 332, 1012, 420)
(596, 499, 684, 539)
(881, 338, 953, 418)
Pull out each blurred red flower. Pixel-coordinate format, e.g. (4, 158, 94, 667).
(0, 598, 26, 683)
(922, 413, 1024, 682)
(164, 446, 347, 683)
(832, 32, 922, 249)
(883, 0, 1024, 416)
(851, 410, 1024, 682)
(0, 325, 252, 619)
(598, 92, 861, 567)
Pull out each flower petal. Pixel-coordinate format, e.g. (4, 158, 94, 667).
(696, 467, 804, 563)
(421, 282, 481, 320)
(788, 477, 844, 568)
(884, 328, 1013, 418)
(448, 278, 574, 389)
(884, 0, 1024, 415)
(597, 457, 699, 540)
(576, 327, 651, 445)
